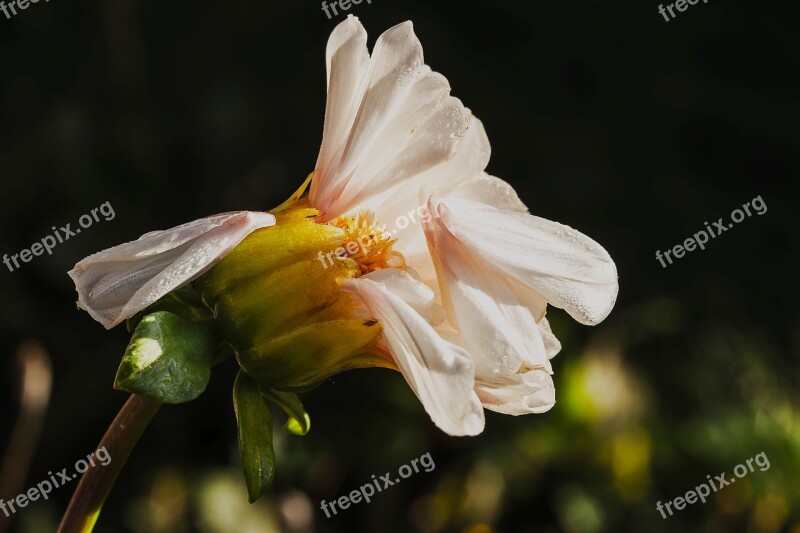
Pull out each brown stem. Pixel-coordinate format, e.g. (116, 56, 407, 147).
(57, 394, 161, 533)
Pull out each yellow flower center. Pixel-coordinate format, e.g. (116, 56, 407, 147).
(328, 211, 405, 274)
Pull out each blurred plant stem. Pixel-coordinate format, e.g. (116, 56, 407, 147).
(58, 394, 161, 533)
(0, 342, 52, 533)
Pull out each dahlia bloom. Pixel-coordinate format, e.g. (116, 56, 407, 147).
(69, 15, 618, 439)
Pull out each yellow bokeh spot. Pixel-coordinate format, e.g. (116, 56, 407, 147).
(611, 428, 651, 500)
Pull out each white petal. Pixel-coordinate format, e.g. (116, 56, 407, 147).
(539, 317, 562, 359)
(424, 213, 551, 379)
(358, 268, 440, 323)
(340, 87, 468, 213)
(506, 276, 548, 321)
(372, 113, 490, 234)
(357, 114, 491, 289)
(68, 211, 275, 329)
(476, 369, 556, 415)
(445, 173, 528, 213)
(314, 16, 370, 193)
(343, 275, 484, 436)
(310, 20, 474, 219)
(504, 280, 560, 358)
(435, 197, 619, 325)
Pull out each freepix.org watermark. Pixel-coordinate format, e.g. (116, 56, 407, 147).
(655, 195, 766, 269)
(0, 0, 53, 21)
(0, 446, 112, 518)
(3, 201, 115, 273)
(656, 451, 770, 519)
(657, 0, 711, 22)
(321, 0, 372, 20)
(320, 452, 435, 518)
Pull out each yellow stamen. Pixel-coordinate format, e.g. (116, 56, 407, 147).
(329, 211, 405, 274)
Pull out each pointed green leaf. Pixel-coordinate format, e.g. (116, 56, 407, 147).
(262, 388, 311, 436)
(115, 311, 217, 404)
(234, 371, 276, 503)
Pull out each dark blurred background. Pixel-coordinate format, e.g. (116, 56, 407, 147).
(1, 1, 798, 532)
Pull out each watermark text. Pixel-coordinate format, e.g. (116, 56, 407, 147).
(656, 451, 770, 519)
(320, 452, 435, 517)
(0, 446, 111, 518)
(3, 201, 116, 273)
(655, 195, 766, 268)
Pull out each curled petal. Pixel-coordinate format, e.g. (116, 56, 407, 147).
(343, 273, 484, 436)
(476, 369, 556, 415)
(434, 197, 619, 326)
(68, 211, 275, 329)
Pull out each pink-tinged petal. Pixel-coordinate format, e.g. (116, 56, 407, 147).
(435, 197, 619, 326)
(424, 212, 551, 380)
(68, 211, 275, 329)
(311, 19, 475, 220)
(476, 368, 556, 415)
(343, 274, 485, 436)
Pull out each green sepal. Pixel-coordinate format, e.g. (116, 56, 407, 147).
(210, 257, 358, 349)
(115, 311, 218, 404)
(125, 285, 213, 333)
(196, 204, 347, 307)
(233, 371, 276, 503)
(236, 318, 387, 392)
(262, 388, 311, 436)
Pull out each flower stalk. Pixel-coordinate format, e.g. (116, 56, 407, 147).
(57, 394, 161, 533)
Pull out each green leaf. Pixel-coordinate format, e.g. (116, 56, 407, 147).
(115, 311, 217, 404)
(262, 388, 311, 436)
(234, 371, 276, 503)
